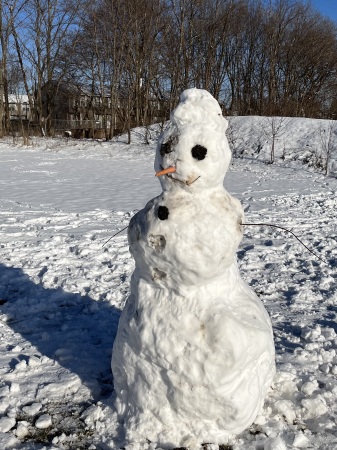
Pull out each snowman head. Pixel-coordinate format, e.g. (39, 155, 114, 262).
(155, 88, 231, 191)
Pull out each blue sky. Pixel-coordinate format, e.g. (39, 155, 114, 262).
(310, 0, 337, 22)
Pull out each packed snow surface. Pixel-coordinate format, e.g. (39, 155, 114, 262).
(112, 89, 275, 448)
(0, 115, 336, 450)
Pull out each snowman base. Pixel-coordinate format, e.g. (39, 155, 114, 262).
(112, 264, 275, 449)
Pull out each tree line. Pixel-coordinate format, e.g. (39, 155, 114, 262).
(0, 0, 337, 138)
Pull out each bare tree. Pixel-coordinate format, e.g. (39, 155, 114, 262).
(318, 121, 337, 176)
(260, 116, 292, 164)
(2, 0, 336, 140)
(0, 0, 24, 135)
(12, 0, 79, 135)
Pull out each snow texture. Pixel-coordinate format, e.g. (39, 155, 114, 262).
(111, 89, 276, 448)
(0, 115, 337, 449)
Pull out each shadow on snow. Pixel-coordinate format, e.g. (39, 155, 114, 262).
(0, 263, 121, 400)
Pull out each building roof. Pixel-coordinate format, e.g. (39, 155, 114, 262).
(8, 94, 30, 104)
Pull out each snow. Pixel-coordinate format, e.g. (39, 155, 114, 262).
(0, 114, 336, 449)
(35, 415, 52, 430)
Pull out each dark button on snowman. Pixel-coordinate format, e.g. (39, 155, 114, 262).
(112, 88, 275, 449)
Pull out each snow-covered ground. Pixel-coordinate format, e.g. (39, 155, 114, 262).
(0, 118, 337, 449)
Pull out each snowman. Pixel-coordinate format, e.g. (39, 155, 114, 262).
(111, 88, 275, 449)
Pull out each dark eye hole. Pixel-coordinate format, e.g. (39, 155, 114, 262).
(160, 141, 172, 156)
(191, 145, 207, 160)
(160, 135, 179, 157)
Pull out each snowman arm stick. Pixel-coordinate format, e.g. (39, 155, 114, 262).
(240, 222, 328, 264)
(102, 225, 129, 247)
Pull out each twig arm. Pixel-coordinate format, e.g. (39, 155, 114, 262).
(241, 222, 327, 264)
(102, 225, 129, 247)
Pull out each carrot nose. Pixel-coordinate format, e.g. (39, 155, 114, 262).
(155, 166, 176, 177)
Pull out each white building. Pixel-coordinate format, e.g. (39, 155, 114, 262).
(8, 94, 31, 120)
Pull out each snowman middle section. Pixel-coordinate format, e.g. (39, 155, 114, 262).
(129, 186, 244, 289)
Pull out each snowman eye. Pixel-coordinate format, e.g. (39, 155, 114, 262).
(191, 145, 207, 160)
(160, 141, 172, 156)
(160, 135, 179, 156)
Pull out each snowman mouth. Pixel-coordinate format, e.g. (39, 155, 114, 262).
(185, 175, 201, 185)
(156, 165, 200, 186)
